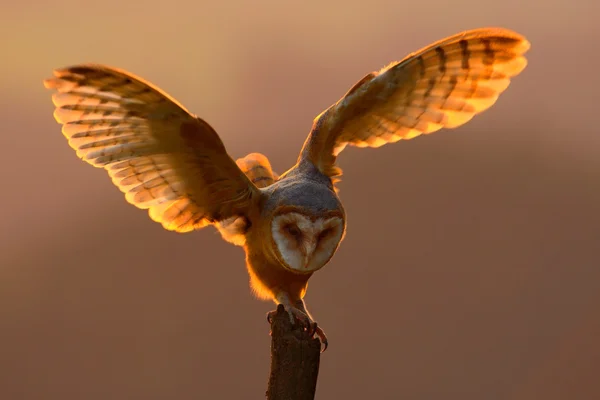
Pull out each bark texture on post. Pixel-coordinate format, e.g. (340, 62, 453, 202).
(266, 304, 321, 400)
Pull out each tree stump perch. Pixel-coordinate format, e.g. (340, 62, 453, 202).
(266, 304, 321, 400)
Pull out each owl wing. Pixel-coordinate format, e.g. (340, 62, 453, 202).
(299, 27, 531, 178)
(235, 153, 279, 188)
(44, 64, 261, 233)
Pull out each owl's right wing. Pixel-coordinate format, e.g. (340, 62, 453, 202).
(298, 27, 531, 179)
(44, 64, 261, 233)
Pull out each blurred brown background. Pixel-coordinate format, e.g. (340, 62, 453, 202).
(1, 1, 598, 399)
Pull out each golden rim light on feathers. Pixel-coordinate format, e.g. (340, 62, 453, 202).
(42, 27, 531, 348)
(43, 27, 530, 235)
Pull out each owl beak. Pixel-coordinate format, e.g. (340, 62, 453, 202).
(303, 241, 318, 268)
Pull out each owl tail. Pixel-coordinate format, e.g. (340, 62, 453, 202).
(236, 153, 279, 188)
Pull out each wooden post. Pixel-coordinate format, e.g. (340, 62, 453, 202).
(266, 304, 321, 400)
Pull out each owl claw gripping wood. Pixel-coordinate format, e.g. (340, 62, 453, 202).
(267, 302, 329, 352)
(43, 27, 530, 352)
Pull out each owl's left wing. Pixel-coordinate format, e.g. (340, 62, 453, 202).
(299, 27, 531, 179)
(44, 64, 261, 232)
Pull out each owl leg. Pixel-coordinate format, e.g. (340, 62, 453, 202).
(295, 299, 328, 352)
(266, 293, 307, 325)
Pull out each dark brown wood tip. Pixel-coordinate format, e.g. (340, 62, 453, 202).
(266, 304, 321, 400)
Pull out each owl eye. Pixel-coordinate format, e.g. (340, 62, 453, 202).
(317, 228, 333, 243)
(284, 224, 303, 241)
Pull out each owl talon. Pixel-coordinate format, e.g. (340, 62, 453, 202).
(308, 324, 328, 352)
(289, 309, 329, 352)
(311, 322, 329, 353)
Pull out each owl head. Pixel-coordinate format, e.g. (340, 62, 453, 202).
(261, 165, 346, 274)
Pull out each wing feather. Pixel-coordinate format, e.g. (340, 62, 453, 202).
(299, 27, 531, 178)
(235, 153, 279, 188)
(214, 153, 279, 246)
(44, 64, 260, 232)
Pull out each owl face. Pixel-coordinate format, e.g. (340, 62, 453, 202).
(271, 211, 344, 274)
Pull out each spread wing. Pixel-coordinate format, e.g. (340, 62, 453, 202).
(299, 27, 531, 178)
(44, 64, 261, 233)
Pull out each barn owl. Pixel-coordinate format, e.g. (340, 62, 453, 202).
(43, 27, 530, 351)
